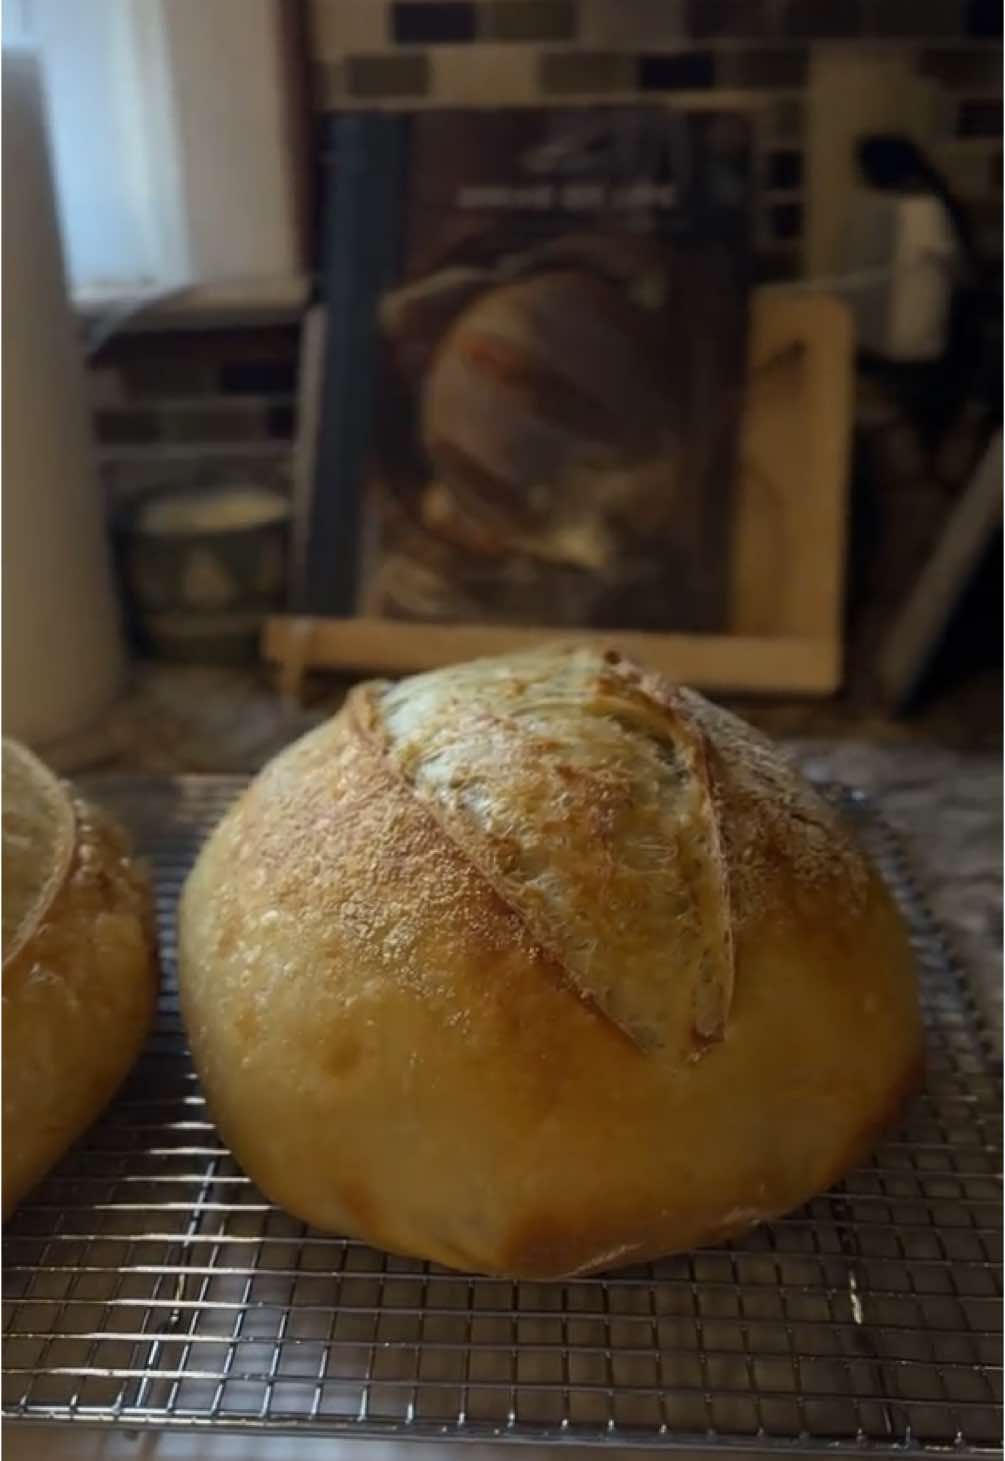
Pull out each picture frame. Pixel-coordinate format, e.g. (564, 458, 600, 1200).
(272, 112, 852, 699)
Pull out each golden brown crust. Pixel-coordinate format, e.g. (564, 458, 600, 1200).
(2, 740, 76, 965)
(179, 644, 924, 1277)
(619, 668, 735, 1046)
(350, 651, 738, 1054)
(2, 749, 158, 1216)
(347, 681, 641, 1052)
(374, 648, 742, 1056)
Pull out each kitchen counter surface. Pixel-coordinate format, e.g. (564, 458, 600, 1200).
(798, 737, 1001, 1039)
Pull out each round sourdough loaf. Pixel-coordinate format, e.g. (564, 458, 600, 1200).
(2, 739, 157, 1214)
(178, 646, 923, 1277)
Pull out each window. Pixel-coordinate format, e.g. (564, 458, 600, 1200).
(3, 0, 308, 312)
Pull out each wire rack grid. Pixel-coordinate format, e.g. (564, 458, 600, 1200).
(2, 774, 1002, 1451)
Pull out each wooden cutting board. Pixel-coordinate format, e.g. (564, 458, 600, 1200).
(267, 290, 853, 697)
(730, 289, 852, 642)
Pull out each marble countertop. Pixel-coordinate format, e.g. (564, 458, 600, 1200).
(798, 738, 1001, 1040)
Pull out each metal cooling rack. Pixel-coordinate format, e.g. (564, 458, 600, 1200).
(3, 775, 1001, 1451)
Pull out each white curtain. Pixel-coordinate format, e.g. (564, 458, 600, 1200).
(3, 0, 303, 307)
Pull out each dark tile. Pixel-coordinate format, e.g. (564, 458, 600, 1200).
(939, 147, 991, 196)
(753, 246, 802, 282)
(107, 324, 298, 370)
(766, 148, 803, 189)
(580, 0, 687, 44)
(964, 195, 1003, 255)
(267, 403, 297, 438)
(967, 0, 1003, 36)
(770, 201, 803, 240)
(957, 98, 1003, 136)
(119, 361, 217, 396)
(685, 0, 766, 36)
(919, 46, 1003, 85)
(772, 95, 806, 139)
(345, 52, 430, 97)
(318, 110, 343, 152)
(392, 2, 476, 43)
(539, 49, 635, 92)
(870, 0, 964, 37)
(717, 46, 808, 86)
(219, 362, 298, 394)
(485, 0, 576, 41)
(782, 0, 862, 36)
(166, 408, 267, 443)
(638, 50, 714, 89)
(313, 61, 342, 109)
(969, 195, 1003, 226)
(95, 410, 160, 444)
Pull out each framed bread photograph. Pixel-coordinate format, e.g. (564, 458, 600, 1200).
(272, 106, 853, 698)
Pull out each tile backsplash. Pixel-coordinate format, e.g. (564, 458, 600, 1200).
(319, 0, 1001, 45)
(85, 2, 1000, 522)
(90, 326, 300, 515)
(310, 0, 1003, 278)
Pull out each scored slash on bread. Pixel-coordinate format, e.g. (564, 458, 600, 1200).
(354, 646, 734, 1056)
(2, 740, 77, 966)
